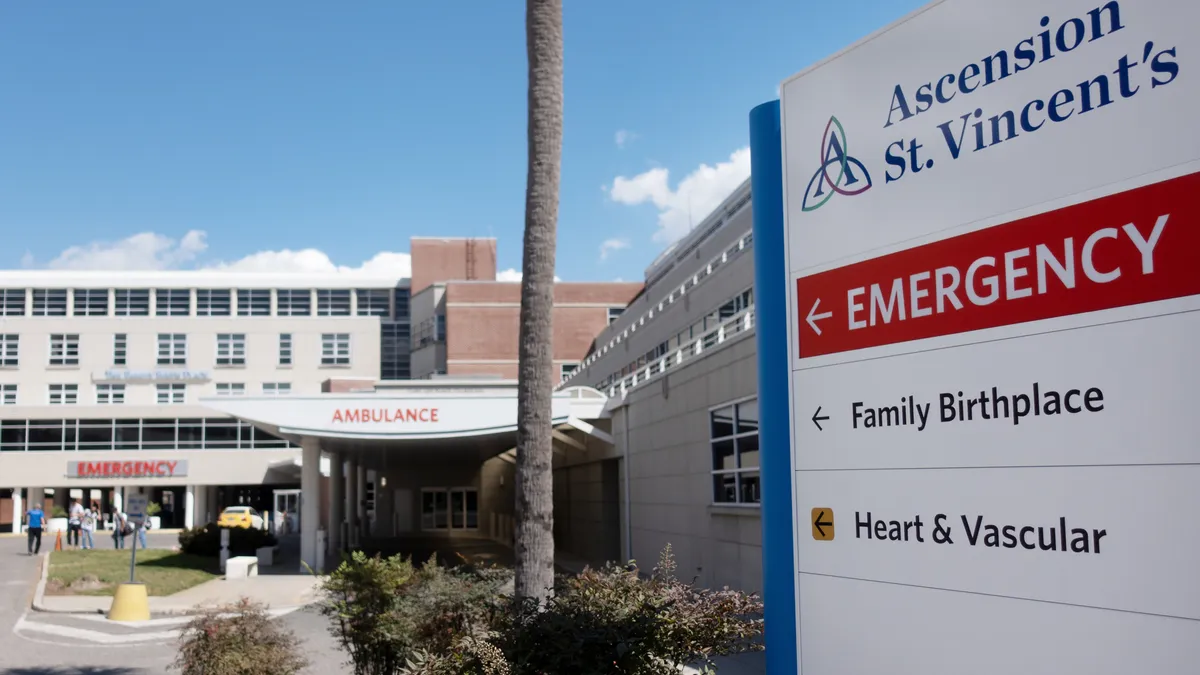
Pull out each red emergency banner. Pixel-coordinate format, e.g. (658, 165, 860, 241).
(796, 171, 1200, 358)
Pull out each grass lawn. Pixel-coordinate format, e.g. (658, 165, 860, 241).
(47, 549, 219, 597)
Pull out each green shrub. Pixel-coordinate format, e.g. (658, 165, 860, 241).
(423, 545, 762, 675)
(178, 524, 277, 557)
(337, 545, 762, 675)
(172, 598, 307, 675)
(147, 501, 163, 517)
(318, 551, 514, 675)
(51, 506, 68, 519)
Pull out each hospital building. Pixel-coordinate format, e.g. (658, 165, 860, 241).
(0, 180, 763, 593)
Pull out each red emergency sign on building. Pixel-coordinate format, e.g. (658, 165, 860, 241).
(796, 171, 1200, 359)
(67, 460, 188, 479)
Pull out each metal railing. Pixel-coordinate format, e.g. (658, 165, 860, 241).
(605, 307, 755, 399)
(560, 228, 754, 391)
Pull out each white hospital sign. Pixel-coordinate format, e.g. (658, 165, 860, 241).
(777, 0, 1199, 672)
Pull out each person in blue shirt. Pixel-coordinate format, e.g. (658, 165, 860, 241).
(25, 503, 45, 556)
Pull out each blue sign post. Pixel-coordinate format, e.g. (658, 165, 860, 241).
(749, 99, 799, 674)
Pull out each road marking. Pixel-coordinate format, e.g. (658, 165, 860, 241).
(14, 614, 180, 644)
(72, 614, 194, 628)
(71, 607, 297, 628)
(1, 580, 27, 586)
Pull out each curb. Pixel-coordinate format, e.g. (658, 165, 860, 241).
(30, 551, 58, 613)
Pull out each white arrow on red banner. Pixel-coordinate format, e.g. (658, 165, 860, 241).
(806, 298, 832, 335)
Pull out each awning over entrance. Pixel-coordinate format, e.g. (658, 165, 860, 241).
(200, 379, 611, 461)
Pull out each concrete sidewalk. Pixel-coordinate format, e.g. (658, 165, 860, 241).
(31, 552, 321, 615)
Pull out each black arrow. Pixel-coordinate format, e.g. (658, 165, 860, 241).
(813, 510, 833, 538)
(811, 406, 830, 431)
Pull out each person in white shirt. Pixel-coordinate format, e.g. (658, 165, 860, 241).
(67, 499, 85, 549)
(80, 502, 97, 550)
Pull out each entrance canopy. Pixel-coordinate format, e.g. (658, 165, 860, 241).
(200, 379, 611, 462)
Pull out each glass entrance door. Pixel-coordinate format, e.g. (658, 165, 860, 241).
(421, 488, 478, 531)
(274, 490, 300, 535)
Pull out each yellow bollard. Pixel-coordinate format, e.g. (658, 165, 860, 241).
(107, 582, 150, 622)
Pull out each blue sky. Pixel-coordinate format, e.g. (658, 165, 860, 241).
(0, 1, 922, 282)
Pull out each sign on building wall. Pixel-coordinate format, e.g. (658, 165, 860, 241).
(774, 0, 1198, 672)
(67, 460, 189, 479)
(203, 395, 574, 439)
(95, 369, 211, 383)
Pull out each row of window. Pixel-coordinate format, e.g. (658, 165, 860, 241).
(0, 288, 409, 319)
(0, 417, 294, 452)
(14, 381, 292, 406)
(593, 288, 753, 393)
(0, 332, 350, 368)
(711, 398, 760, 505)
(563, 229, 754, 388)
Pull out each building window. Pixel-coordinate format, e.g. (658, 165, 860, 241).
(421, 488, 478, 530)
(435, 315, 446, 342)
(156, 383, 186, 404)
(356, 289, 391, 317)
(237, 289, 271, 316)
(0, 334, 18, 367)
(394, 288, 410, 321)
(49, 334, 80, 366)
(196, 289, 232, 316)
(155, 289, 191, 316)
(560, 362, 579, 382)
(262, 382, 291, 395)
(96, 384, 125, 405)
(114, 289, 151, 316)
(0, 289, 26, 316)
(215, 383, 246, 396)
(317, 289, 351, 316)
(719, 288, 754, 321)
(0, 384, 15, 405)
(73, 289, 109, 316)
(608, 307, 624, 324)
(157, 333, 187, 366)
(320, 333, 350, 366)
(32, 289, 68, 316)
(278, 331, 292, 362)
(0, 417, 295, 452)
(216, 333, 246, 366)
(711, 399, 760, 505)
(48, 384, 78, 405)
(113, 333, 127, 366)
(380, 323, 411, 380)
(276, 289, 312, 317)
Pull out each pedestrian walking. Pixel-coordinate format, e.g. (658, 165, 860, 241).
(67, 498, 84, 549)
(80, 502, 98, 550)
(25, 502, 45, 556)
(112, 508, 128, 549)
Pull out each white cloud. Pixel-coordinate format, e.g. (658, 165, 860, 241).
(204, 249, 411, 277)
(496, 268, 561, 283)
(614, 129, 638, 149)
(26, 229, 412, 277)
(609, 147, 751, 244)
(44, 230, 209, 270)
(598, 238, 630, 261)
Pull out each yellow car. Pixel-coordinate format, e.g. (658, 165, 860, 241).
(217, 506, 264, 529)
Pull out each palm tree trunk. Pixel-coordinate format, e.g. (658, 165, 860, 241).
(514, 0, 563, 603)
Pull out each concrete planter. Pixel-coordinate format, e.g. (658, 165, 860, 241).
(47, 517, 69, 533)
(256, 545, 279, 567)
(149, 516, 162, 530)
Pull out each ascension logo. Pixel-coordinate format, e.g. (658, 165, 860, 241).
(801, 115, 873, 212)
